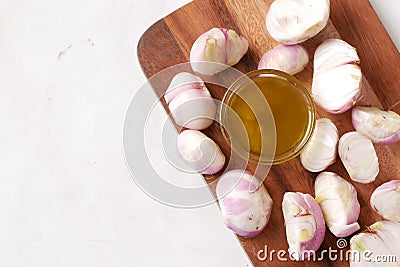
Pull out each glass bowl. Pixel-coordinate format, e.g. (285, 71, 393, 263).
(220, 69, 315, 165)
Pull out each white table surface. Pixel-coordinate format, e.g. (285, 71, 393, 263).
(0, 0, 251, 266)
(369, 0, 400, 51)
(0, 0, 397, 266)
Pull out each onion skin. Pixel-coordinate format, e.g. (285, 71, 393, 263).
(165, 72, 216, 130)
(370, 180, 400, 222)
(338, 131, 379, 184)
(315, 172, 360, 237)
(258, 44, 309, 75)
(282, 192, 325, 261)
(177, 130, 225, 175)
(350, 221, 400, 267)
(300, 118, 338, 172)
(216, 170, 273, 238)
(265, 0, 330, 45)
(190, 28, 248, 75)
(352, 106, 400, 145)
(312, 39, 362, 114)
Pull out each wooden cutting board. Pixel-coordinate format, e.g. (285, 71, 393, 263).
(137, 0, 400, 266)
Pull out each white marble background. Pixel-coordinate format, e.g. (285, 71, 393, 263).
(0, 0, 397, 266)
(0, 0, 251, 266)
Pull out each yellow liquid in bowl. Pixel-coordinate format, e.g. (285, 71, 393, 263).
(227, 76, 310, 158)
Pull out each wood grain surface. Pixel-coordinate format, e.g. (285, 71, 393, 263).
(137, 0, 400, 266)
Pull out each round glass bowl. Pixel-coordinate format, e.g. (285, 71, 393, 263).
(220, 69, 315, 165)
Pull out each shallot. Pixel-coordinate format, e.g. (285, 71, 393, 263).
(300, 118, 338, 172)
(282, 192, 325, 261)
(165, 72, 216, 130)
(265, 0, 330, 45)
(190, 28, 248, 75)
(352, 106, 400, 145)
(216, 170, 273, 238)
(338, 131, 379, 184)
(350, 221, 400, 266)
(315, 172, 360, 237)
(312, 39, 362, 114)
(258, 44, 309, 75)
(370, 180, 400, 222)
(177, 130, 225, 175)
